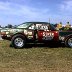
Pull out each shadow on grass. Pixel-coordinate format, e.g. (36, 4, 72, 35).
(25, 43, 66, 48)
(10, 42, 66, 49)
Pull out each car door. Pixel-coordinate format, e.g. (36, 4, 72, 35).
(37, 24, 59, 41)
(27, 24, 35, 40)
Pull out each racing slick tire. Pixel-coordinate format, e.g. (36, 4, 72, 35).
(11, 34, 26, 49)
(65, 36, 72, 48)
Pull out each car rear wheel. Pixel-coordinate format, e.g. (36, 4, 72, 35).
(65, 36, 72, 48)
(11, 34, 26, 48)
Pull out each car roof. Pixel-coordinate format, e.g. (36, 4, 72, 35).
(24, 22, 49, 24)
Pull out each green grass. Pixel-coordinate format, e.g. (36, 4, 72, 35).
(0, 40, 72, 72)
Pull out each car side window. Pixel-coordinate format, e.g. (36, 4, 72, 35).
(28, 24, 35, 30)
(36, 24, 50, 30)
(28, 23, 51, 31)
(36, 24, 42, 30)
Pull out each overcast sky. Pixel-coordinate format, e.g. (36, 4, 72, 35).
(0, 0, 72, 26)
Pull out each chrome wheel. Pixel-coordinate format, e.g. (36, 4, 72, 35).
(68, 38, 72, 47)
(14, 38, 24, 47)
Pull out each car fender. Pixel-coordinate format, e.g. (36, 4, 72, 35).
(64, 34, 72, 41)
(11, 33, 27, 40)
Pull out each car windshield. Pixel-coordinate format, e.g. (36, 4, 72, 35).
(17, 23, 31, 28)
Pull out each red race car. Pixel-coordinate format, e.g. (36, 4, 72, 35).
(1, 22, 72, 48)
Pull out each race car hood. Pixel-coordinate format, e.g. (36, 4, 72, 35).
(0, 28, 24, 35)
(0, 28, 10, 32)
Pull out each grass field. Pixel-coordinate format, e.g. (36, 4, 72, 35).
(0, 40, 72, 72)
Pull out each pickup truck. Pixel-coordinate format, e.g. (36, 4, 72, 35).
(1, 22, 72, 48)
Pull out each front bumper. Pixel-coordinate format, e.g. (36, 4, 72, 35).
(1, 35, 11, 40)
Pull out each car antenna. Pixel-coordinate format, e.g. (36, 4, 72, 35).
(49, 18, 50, 24)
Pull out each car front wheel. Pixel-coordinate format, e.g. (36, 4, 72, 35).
(11, 34, 26, 48)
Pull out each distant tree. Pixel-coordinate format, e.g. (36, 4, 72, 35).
(7, 24, 13, 28)
(5, 26, 7, 28)
(5, 24, 13, 28)
(14, 25, 17, 28)
(0, 25, 1, 28)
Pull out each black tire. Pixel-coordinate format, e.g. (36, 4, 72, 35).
(65, 36, 72, 48)
(11, 34, 26, 49)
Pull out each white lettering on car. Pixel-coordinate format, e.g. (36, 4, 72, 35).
(42, 32, 54, 40)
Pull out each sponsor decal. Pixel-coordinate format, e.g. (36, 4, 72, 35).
(24, 30, 28, 35)
(42, 32, 54, 40)
(28, 35, 33, 39)
(7, 35, 10, 37)
(26, 31, 33, 39)
(28, 32, 32, 35)
(10, 29, 23, 33)
(24, 30, 33, 35)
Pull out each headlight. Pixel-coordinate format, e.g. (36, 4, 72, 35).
(6, 32, 9, 34)
(1, 31, 9, 35)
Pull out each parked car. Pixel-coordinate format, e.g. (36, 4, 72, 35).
(1, 22, 72, 48)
